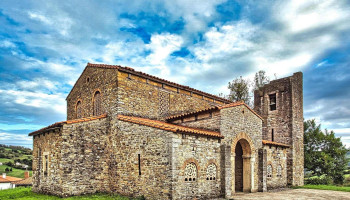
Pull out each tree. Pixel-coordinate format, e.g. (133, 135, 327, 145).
(253, 70, 270, 90)
(228, 76, 251, 104)
(304, 119, 349, 184)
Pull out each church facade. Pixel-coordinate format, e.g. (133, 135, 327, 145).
(29, 63, 304, 199)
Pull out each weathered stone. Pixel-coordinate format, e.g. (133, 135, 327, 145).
(30, 63, 303, 199)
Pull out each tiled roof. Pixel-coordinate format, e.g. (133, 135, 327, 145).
(0, 176, 23, 182)
(118, 115, 223, 138)
(262, 140, 290, 148)
(0, 177, 11, 183)
(67, 63, 231, 104)
(13, 177, 32, 186)
(167, 101, 262, 121)
(29, 114, 107, 136)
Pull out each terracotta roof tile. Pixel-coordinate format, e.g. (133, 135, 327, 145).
(167, 101, 262, 121)
(29, 114, 107, 136)
(13, 177, 32, 186)
(262, 140, 290, 148)
(67, 63, 231, 104)
(0, 177, 11, 183)
(118, 115, 223, 138)
(1, 176, 23, 182)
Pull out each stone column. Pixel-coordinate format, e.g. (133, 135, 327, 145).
(223, 145, 233, 199)
(242, 155, 251, 193)
(250, 156, 255, 192)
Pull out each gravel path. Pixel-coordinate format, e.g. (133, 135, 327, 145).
(212, 188, 350, 200)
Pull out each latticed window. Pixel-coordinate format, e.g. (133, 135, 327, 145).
(277, 165, 282, 177)
(184, 162, 197, 182)
(93, 91, 102, 116)
(76, 101, 82, 119)
(267, 165, 272, 178)
(206, 163, 217, 180)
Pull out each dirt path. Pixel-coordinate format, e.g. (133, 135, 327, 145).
(213, 189, 350, 200)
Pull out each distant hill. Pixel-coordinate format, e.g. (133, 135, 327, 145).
(347, 151, 350, 167)
(0, 144, 32, 178)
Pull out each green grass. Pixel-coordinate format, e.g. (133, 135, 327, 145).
(295, 184, 350, 192)
(0, 187, 141, 200)
(0, 158, 12, 163)
(0, 164, 32, 178)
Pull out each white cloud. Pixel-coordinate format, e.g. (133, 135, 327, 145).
(0, 89, 66, 115)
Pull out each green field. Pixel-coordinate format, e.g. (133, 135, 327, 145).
(0, 187, 143, 200)
(295, 185, 350, 192)
(0, 164, 32, 178)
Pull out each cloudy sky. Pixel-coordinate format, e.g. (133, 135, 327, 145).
(0, 0, 350, 148)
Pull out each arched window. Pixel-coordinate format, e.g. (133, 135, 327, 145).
(277, 165, 282, 177)
(206, 163, 217, 180)
(267, 164, 272, 178)
(184, 162, 197, 182)
(76, 101, 82, 119)
(93, 91, 102, 116)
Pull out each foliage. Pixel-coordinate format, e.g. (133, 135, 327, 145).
(0, 144, 32, 170)
(305, 175, 333, 185)
(0, 163, 32, 178)
(253, 70, 270, 90)
(304, 119, 349, 184)
(228, 76, 251, 104)
(0, 187, 143, 200)
(294, 184, 350, 192)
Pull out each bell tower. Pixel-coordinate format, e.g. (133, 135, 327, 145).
(254, 72, 304, 186)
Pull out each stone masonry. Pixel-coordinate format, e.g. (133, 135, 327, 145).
(30, 63, 304, 199)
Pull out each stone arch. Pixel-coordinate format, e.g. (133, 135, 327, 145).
(182, 158, 199, 182)
(231, 132, 256, 193)
(205, 159, 219, 181)
(92, 89, 103, 116)
(75, 99, 83, 119)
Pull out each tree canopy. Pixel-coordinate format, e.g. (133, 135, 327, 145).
(304, 119, 349, 184)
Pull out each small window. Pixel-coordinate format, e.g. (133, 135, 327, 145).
(184, 162, 197, 182)
(86, 77, 90, 83)
(269, 94, 276, 111)
(271, 129, 274, 142)
(206, 163, 217, 180)
(267, 165, 272, 178)
(93, 91, 102, 116)
(76, 101, 82, 119)
(277, 165, 282, 177)
(43, 155, 48, 176)
(138, 154, 141, 176)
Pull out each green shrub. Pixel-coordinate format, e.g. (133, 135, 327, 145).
(305, 175, 333, 185)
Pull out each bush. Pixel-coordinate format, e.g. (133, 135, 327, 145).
(305, 175, 333, 185)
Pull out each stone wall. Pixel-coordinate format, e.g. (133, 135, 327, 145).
(32, 129, 64, 195)
(32, 118, 110, 197)
(117, 71, 224, 120)
(66, 67, 118, 120)
(110, 120, 173, 200)
(59, 118, 110, 196)
(220, 105, 262, 197)
(170, 110, 221, 131)
(254, 72, 304, 186)
(264, 145, 288, 189)
(171, 133, 222, 200)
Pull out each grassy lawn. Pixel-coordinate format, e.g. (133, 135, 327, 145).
(295, 184, 350, 192)
(0, 187, 141, 200)
(0, 164, 32, 178)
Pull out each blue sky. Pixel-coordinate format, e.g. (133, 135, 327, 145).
(0, 0, 350, 148)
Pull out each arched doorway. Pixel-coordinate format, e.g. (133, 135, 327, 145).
(234, 138, 253, 193)
(235, 142, 243, 192)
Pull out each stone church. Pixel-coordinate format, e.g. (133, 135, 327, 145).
(29, 63, 304, 199)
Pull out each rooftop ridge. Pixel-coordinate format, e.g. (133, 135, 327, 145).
(79, 63, 231, 104)
(262, 140, 290, 148)
(28, 114, 107, 136)
(166, 101, 263, 121)
(118, 114, 223, 138)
